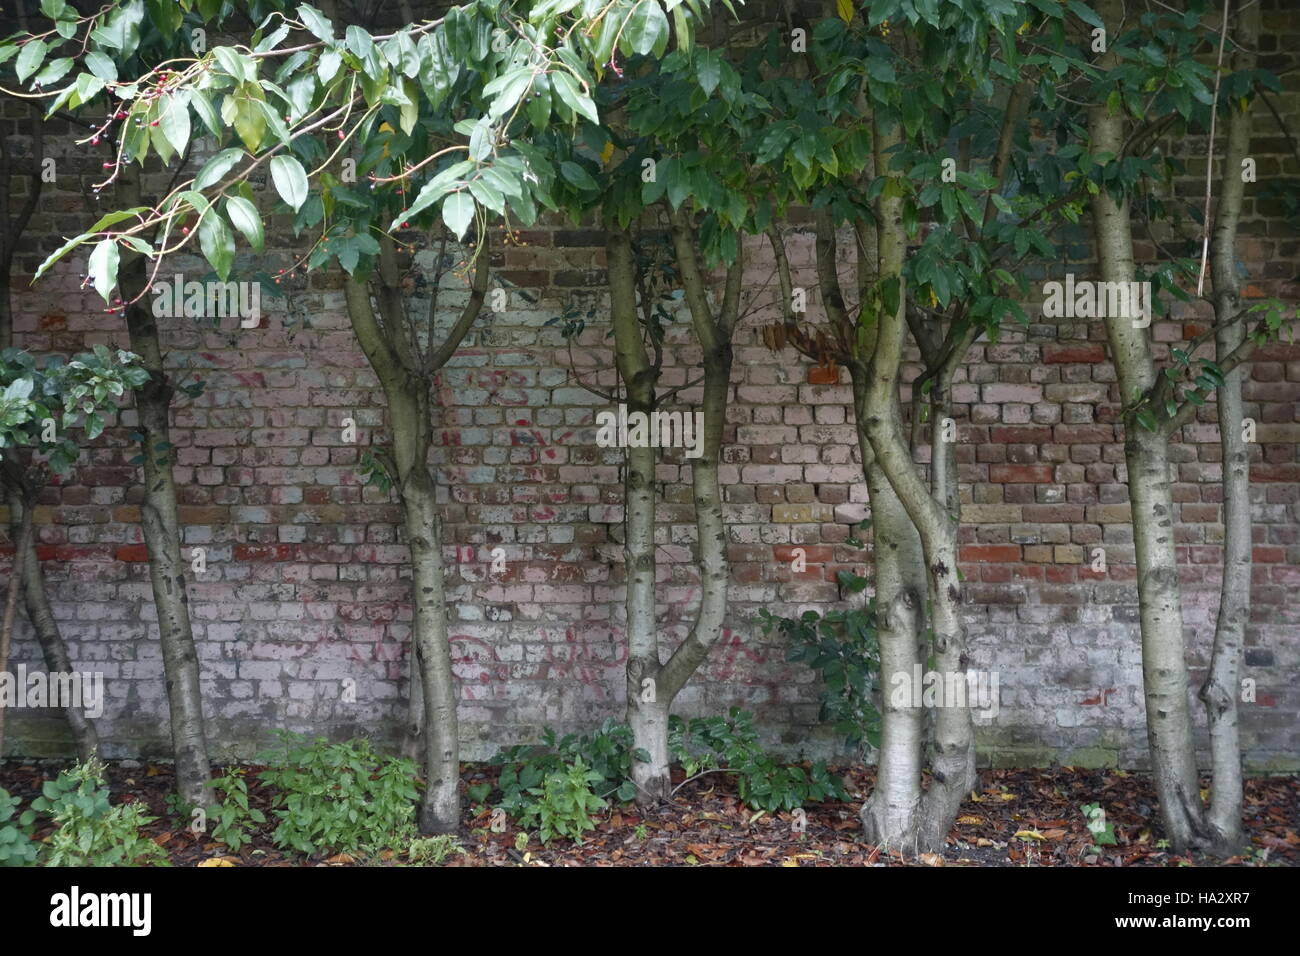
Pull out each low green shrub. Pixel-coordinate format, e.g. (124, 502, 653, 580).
(671, 707, 846, 812)
(511, 758, 607, 845)
(758, 525, 884, 754)
(492, 718, 646, 811)
(256, 731, 419, 857)
(207, 768, 266, 852)
(0, 788, 37, 867)
(28, 758, 169, 867)
(490, 719, 646, 843)
(406, 834, 465, 865)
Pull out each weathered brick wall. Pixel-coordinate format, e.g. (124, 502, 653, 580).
(2, 2, 1298, 771)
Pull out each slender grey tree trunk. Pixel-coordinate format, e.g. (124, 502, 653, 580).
(0, 84, 97, 759)
(389, 394, 460, 834)
(854, 380, 927, 847)
(654, 210, 741, 776)
(342, 278, 463, 832)
(794, 171, 930, 848)
(1088, 2, 1204, 850)
(342, 231, 486, 833)
(606, 218, 740, 803)
(114, 171, 211, 808)
(606, 229, 669, 801)
(623, 426, 668, 801)
(861, 118, 975, 853)
(3, 492, 99, 760)
(0, 493, 30, 755)
(120, 280, 213, 808)
(1199, 0, 1259, 856)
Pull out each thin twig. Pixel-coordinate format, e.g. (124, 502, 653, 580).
(1196, 0, 1232, 297)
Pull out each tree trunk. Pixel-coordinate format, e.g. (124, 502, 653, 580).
(1126, 427, 1204, 850)
(122, 306, 213, 808)
(3, 146, 109, 757)
(854, 377, 927, 848)
(4, 491, 99, 760)
(114, 169, 212, 808)
(0, 90, 96, 758)
(397, 445, 461, 833)
(804, 173, 930, 849)
(1199, 0, 1259, 857)
(623, 420, 668, 802)
(0, 491, 30, 755)
(861, 116, 975, 853)
(342, 270, 463, 834)
(606, 229, 670, 802)
(1087, 10, 1204, 849)
(643, 211, 743, 801)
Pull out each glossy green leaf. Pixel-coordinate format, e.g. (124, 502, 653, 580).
(270, 155, 309, 211)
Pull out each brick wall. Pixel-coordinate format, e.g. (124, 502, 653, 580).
(2, 1, 1298, 771)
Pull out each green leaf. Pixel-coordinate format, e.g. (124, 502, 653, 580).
(560, 161, 596, 191)
(441, 191, 475, 239)
(35, 232, 91, 283)
(224, 196, 264, 252)
(484, 67, 533, 120)
(34, 56, 74, 86)
(468, 178, 505, 214)
(317, 49, 342, 84)
(190, 90, 221, 137)
(213, 47, 253, 84)
(16, 40, 48, 84)
(270, 155, 309, 211)
(297, 3, 335, 42)
(398, 159, 474, 224)
(87, 239, 119, 304)
(550, 71, 599, 125)
(157, 92, 192, 156)
(194, 148, 244, 190)
(626, 0, 668, 56)
(696, 50, 721, 96)
(225, 89, 267, 152)
(199, 213, 235, 280)
(1067, 1, 1104, 29)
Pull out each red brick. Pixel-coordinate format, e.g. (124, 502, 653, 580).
(234, 544, 297, 562)
(989, 426, 1053, 444)
(960, 544, 1021, 563)
(990, 464, 1055, 483)
(1252, 463, 1300, 482)
(1043, 343, 1106, 364)
(1055, 425, 1118, 444)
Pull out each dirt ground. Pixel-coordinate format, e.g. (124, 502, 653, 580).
(2, 761, 1295, 867)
